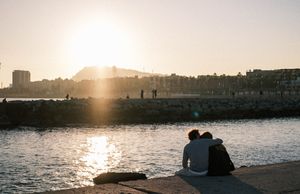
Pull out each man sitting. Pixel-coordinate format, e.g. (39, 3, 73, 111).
(175, 129, 223, 176)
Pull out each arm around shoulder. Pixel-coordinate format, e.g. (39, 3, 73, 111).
(208, 138, 223, 146)
(215, 138, 223, 144)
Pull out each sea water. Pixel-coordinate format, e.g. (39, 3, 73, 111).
(0, 118, 300, 193)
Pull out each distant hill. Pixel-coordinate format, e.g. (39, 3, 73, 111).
(72, 66, 154, 81)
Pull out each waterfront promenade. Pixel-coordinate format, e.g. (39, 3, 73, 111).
(42, 160, 300, 194)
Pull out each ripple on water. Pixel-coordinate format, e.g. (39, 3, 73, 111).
(0, 118, 300, 193)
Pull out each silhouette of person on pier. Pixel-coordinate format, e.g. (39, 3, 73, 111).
(2, 98, 7, 104)
(152, 89, 158, 99)
(140, 90, 144, 99)
(151, 89, 158, 99)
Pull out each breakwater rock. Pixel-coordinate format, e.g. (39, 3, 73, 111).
(93, 172, 147, 184)
(0, 97, 300, 127)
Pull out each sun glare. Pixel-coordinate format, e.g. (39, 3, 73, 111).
(69, 19, 133, 71)
(78, 136, 121, 176)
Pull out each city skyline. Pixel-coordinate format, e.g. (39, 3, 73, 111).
(0, 0, 300, 87)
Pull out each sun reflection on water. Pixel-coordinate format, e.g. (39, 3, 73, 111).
(76, 136, 122, 185)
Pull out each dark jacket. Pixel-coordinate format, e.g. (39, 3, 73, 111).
(207, 144, 235, 176)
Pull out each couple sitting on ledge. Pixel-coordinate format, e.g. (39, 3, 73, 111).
(175, 129, 234, 176)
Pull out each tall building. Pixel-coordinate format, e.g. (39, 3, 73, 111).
(12, 70, 31, 88)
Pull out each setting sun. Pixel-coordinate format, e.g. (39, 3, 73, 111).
(1, 1, 300, 193)
(69, 19, 134, 71)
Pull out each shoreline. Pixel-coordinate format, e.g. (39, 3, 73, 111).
(41, 160, 300, 194)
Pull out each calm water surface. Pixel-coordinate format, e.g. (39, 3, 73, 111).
(1, 118, 300, 193)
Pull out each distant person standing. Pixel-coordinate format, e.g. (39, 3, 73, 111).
(175, 129, 223, 176)
(152, 89, 157, 99)
(2, 98, 8, 119)
(140, 89, 144, 99)
(66, 94, 70, 100)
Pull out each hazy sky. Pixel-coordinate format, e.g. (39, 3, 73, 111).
(0, 0, 299, 86)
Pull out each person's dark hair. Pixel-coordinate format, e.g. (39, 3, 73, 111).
(188, 129, 200, 140)
(200, 131, 213, 139)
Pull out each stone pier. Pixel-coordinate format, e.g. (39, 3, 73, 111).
(42, 160, 300, 194)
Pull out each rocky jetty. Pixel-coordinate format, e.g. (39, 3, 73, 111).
(0, 96, 300, 127)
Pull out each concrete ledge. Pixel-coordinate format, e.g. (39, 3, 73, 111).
(41, 183, 146, 194)
(41, 161, 300, 194)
